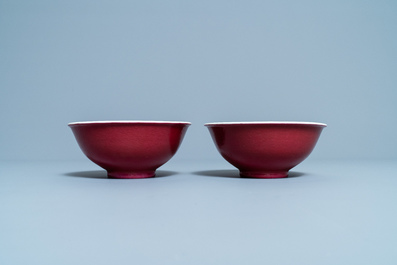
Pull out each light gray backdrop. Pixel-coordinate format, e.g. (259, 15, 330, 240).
(1, 0, 396, 161)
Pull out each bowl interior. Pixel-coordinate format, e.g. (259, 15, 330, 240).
(205, 121, 327, 127)
(69, 120, 191, 126)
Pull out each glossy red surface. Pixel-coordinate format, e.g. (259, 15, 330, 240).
(206, 122, 326, 178)
(69, 121, 190, 178)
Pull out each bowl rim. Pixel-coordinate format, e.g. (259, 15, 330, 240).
(204, 121, 327, 127)
(68, 120, 191, 126)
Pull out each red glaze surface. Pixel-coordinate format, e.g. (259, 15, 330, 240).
(69, 121, 190, 178)
(205, 122, 326, 178)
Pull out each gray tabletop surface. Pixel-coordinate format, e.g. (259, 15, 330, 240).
(1, 159, 396, 265)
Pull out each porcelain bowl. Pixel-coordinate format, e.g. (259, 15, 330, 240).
(205, 121, 326, 178)
(69, 121, 190, 178)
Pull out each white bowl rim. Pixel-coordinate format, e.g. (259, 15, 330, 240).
(205, 121, 327, 127)
(68, 120, 191, 126)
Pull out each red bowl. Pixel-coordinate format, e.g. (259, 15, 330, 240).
(69, 121, 190, 178)
(205, 121, 326, 178)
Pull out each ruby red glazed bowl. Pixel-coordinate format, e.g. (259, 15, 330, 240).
(205, 121, 326, 178)
(69, 121, 190, 179)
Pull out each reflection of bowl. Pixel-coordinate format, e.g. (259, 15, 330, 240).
(205, 122, 327, 178)
(69, 121, 191, 178)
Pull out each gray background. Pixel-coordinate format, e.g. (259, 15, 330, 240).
(2, 160, 397, 265)
(1, 0, 396, 161)
(2, 2, 397, 264)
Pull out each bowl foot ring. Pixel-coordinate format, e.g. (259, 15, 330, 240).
(107, 171, 155, 179)
(240, 171, 288, 178)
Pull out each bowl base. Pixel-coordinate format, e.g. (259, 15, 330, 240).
(107, 171, 155, 179)
(240, 171, 288, 178)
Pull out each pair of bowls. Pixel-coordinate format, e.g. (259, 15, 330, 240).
(69, 121, 326, 179)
